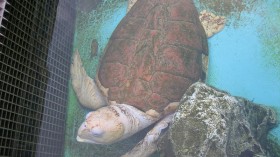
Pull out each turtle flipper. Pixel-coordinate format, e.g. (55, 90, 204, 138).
(199, 11, 226, 79)
(199, 10, 226, 38)
(71, 50, 107, 110)
(122, 113, 174, 157)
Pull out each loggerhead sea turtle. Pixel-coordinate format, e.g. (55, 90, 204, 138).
(71, 0, 225, 145)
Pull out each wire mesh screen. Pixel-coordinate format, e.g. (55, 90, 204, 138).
(0, 0, 75, 156)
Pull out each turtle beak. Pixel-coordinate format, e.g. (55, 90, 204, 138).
(76, 122, 94, 143)
(76, 122, 89, 142)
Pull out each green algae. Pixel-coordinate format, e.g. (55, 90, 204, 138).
(267, 134, 280, 157)
(258, 1, 280, 79)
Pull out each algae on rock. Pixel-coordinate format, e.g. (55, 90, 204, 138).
(159, 82, 277, 157)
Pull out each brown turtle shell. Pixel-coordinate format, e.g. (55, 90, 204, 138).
(98, 0, 208, 113)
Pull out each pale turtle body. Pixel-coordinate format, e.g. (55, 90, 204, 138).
(71, 0, 225, 147)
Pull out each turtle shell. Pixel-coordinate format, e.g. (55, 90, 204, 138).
(98, 0, 208, 113)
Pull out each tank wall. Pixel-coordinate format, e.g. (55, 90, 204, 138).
(65, 0, 280, 156)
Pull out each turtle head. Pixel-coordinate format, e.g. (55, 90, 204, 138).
(76, 107, 125, 145)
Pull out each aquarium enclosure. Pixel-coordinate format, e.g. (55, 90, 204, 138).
(0, 0, 279, 157)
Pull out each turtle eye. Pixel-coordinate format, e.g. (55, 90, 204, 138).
(81, 122, 87, 129)
(91, 127, 104, 137)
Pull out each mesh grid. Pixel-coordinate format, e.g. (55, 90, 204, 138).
(0, 0, 75, 156)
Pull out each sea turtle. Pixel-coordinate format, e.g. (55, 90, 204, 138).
(71, 0, 225, 146)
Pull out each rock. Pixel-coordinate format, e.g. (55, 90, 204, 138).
(266, 135, 280, 157)
(158, 82, 277, 157)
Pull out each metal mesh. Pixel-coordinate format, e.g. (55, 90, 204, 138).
(0, 0, 75, 156)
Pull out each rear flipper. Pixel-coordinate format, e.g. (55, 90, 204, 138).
(71, 50, 107, 110)
(121, 113, 174, 157)
(200, 10, 226, 79)
(199, 10, 226, 38)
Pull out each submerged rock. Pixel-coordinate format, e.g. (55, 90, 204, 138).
(159, 82, 277, 157)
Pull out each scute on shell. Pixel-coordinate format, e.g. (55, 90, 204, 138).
(98, 0, 208, 113)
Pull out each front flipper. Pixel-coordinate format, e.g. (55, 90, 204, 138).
(71, 50, 107, 110)
(122, 113, 174, 157)
(199, 10, 226, 38)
